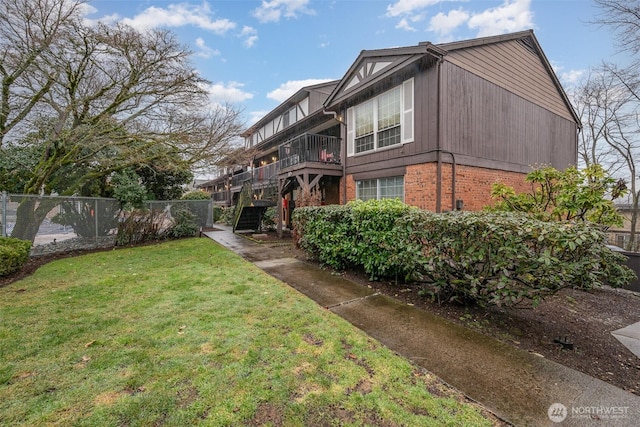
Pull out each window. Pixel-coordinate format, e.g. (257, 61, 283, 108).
(355, 101, 374, 153)
(347, 78, 413, 156)
(377, 88, 401, 148)
(356, 176, 404, 201)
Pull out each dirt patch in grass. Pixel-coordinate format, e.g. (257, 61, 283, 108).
(246, 403, 284, 426)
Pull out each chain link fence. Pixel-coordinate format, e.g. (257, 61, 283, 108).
(1, 192, 213, 256)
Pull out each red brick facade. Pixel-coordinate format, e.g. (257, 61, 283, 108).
(340, 163, 531, 212)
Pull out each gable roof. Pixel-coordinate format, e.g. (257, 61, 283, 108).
(324, 43, 445, 107)
(324, 30, 580, 127)
(241, 80, 339, 137)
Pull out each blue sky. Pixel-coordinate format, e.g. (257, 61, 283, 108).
(86, 0, 629, 128)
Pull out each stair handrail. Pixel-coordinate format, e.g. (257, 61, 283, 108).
(233, 179, 253, 232)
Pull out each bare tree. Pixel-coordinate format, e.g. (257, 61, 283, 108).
(1, 0, 245, 241)
(572, 70, 621, 169)
(601, 63, 640, 251)
(0, 0, 85, 146)
(573, 65, 639, 251)
(594, 0, 640, 57)
(590, 0, 640, 251)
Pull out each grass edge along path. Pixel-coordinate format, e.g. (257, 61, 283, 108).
(0, 238, 498, 426)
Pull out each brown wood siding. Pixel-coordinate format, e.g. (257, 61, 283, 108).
(345, 64, 440, 172)
(309, 90, 325, 113)
(440, 63, 577, 170)
(444, 39, 574, 122)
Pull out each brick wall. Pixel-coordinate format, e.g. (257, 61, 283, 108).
(340, 175, 356, 203)
(440, 164, 530, 211)
(342, 162, 530, 211)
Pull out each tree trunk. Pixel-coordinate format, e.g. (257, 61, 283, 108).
(10, 197, 56, 242)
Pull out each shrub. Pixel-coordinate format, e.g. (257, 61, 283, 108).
(212, 206, 224, 223)
(51, 199, 120, 238)
(293, 201, 637, 307)
(396, 211, 637, 306)
(292, 204, 353, 269)
(181, 190, 211, 200)
(112, 170, 149, 210)
(168, 208, 200, 238)
(295, 188, 322, 207)
(220, 206, 234, 225)
(170, 200, 210, 228)
(293, 199, 417, 279)
(116, 209, 169, 245)
(261, 206, 277, 231)
(490, 164, 626, 227)
(0, 237, 31, 277)
(348, 199, 419, 280)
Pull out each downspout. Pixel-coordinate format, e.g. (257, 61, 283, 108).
(424, 149, 456, 211)
(425, 46, 456, 212)
(435, 56, 443, 213)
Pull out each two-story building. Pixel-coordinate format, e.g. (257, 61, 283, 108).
(205, 30, 580, 234)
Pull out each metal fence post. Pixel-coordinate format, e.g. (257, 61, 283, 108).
(94, 198, 99, 242)
(208, 199, 213, 227)
(1, 191, 6, 237)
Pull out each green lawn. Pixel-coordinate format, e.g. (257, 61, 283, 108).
(0, 238, 494, 426)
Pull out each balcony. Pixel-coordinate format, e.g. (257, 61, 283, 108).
(211, 190, 229, 205)
(230, 133, 342, 189)
(279, 133, 341, 169)
(231, 162, 279, 187)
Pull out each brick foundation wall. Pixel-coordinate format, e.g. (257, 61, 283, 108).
(339, 175, 356, 203)
(342, 163, 530, 212)
(440, 164, 530, 211)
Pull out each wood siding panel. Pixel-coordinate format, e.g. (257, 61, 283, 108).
(345, 65, 439, 171)
(441, 63, 576, 170)
(445, 39, 573, 121)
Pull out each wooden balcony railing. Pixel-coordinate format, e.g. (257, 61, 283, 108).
(230, 133, 341, 188)
(279, 133, 341, 169)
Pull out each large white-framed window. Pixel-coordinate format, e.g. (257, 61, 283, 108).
(356, 176, 404, 202)
(347, 78, 413, 156)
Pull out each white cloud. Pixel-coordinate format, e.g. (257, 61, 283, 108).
(240, 26, 259, 48)
(80, 3, 120, 26)
(396, 18, 417, 32)
(267, 79, 334, 102)
(467, 0, 533, 37)
(386, 0, 443, 18)
(252, 0, 315, 24)
(551, 62, 585, 88)
(204, 81, 254, 104)
(121, 2, 236, 34)
(387, 0, 533, 40)
(195, 37, 221, 59)
(428, 8, 469, 37)
(248, 110, 270, 126)
(560, 69, 585, 86)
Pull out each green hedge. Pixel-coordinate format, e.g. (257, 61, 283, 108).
(0, 237, 31, 277)
(292, 201, 637, 307)
(293, 199, 419, 279)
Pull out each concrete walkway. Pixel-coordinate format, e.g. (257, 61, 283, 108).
(204, 227, 640, 427)
(613, 322, 640, 359)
